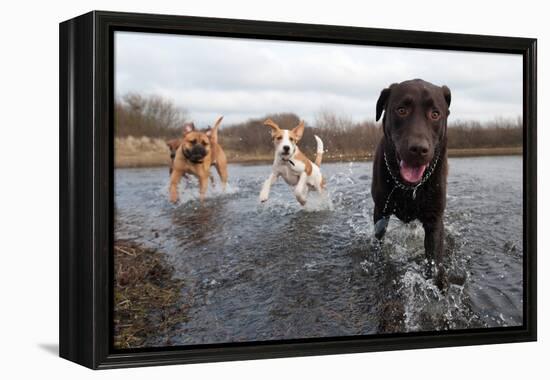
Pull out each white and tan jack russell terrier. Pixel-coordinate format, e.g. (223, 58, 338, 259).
(259, 119, 325, 206)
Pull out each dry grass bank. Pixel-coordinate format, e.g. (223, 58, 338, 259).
(113, 240, 188, 349)
(115, 136, 171, 168)
(115, 136, 522, 168)
(447, 147, 522, 157)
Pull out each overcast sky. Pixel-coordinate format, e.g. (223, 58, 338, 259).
(115, 31, 523, 127)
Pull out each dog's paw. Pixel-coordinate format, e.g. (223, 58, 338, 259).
(169, 193, 179, 204)
(259, 192, 269, 203)
(435, 272, 449, 292)
(374, 217, 389, 240)
(428, 264, 448, 291)
(296, 196, 307, 206)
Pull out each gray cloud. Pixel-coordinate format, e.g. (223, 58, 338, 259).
(115, 32, 522, 127)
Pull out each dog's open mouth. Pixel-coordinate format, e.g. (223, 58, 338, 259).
(184, 148, 207, 164)
(399, 160, 427, 184)
(186, 155, 205, 163)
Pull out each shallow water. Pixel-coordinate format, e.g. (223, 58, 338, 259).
(114, 156, 523, 346)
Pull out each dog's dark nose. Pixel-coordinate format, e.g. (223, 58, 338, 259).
(408, 141, 429, 157)
(283, 145, 290, 152)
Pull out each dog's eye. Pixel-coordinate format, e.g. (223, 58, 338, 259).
(191, 139, 197, 144)
(289, 137, 295, 143)
(276, 136, 283, 141)
(396, 107, 408, 116)
(430, 110, 441, 120)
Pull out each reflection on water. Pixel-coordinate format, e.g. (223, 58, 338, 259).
(115, 156, 523, 346)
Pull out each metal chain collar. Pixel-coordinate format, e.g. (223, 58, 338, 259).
(381, 146, 441, 214)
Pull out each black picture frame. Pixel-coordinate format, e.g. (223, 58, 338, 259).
(59, 10, 537, 369)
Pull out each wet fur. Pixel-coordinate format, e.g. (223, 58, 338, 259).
(169, 117, 228, 202)
(371, 79, 451, 289)
(259, 119, 324, 206)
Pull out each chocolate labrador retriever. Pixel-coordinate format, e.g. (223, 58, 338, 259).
(371, 79, 451, 289)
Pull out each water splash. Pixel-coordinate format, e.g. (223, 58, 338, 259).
(114, 158, 523, 346)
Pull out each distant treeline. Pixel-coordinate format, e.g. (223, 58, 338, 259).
(446, 118, 522, 149)
(115, 94, 522, 157)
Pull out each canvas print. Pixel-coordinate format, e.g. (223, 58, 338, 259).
(113, 32, 523, 349)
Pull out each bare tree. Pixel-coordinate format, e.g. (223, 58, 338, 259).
(115, 93, 189, 137)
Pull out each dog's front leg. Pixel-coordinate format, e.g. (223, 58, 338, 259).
(198, 174, 209, 203)
(215, 163, 228, 192)
(169, 170, 183, 203)
(294, 172, 308, 206)
(373, 205, 389, 240)
(259, 172, 277, 202)
(423, 218, 446, 289)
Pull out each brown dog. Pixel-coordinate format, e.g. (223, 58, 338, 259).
(371, 79, 451, 289)
(169, 117, 228, 203)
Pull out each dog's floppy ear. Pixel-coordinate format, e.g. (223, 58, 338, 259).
(264, 119, 280, 136)
(442, 85, 452, 110)
(376, 85, 395, 122)
(291, 120, 305, 141)
(182, 122, 196, 136)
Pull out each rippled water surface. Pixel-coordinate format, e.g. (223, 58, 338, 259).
(115, 156, 523, 346)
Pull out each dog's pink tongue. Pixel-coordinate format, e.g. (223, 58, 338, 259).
(399, 161, 427, 184)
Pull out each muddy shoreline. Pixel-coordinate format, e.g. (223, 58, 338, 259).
(113, 240, 188, 349)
